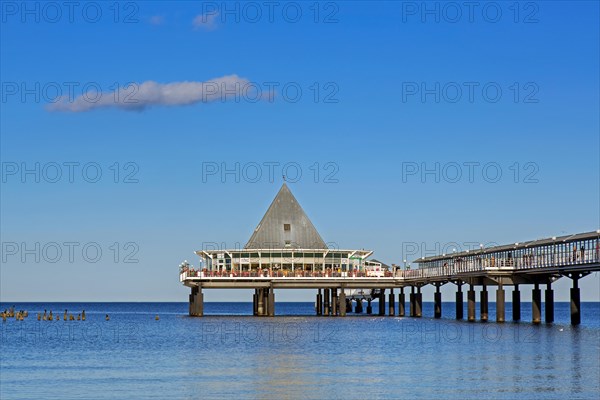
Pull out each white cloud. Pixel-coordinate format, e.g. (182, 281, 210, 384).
(47, 75, 253, 113)
(192, 11, 219, 30)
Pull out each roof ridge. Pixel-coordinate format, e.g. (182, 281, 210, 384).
(244, 183, 327, 249)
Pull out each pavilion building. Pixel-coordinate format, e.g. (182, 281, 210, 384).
(180, 183, 599, 323)
(194, 183, 375, 277)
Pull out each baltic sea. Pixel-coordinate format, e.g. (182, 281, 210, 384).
(1, 302, 599, 399)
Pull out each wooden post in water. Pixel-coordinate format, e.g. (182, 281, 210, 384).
(268, 287, 275, 317)
(480, 285, 488, 322)
(434, 284, 442, 319)
(339, 289, 346, 317)
(496, 284, 505, 323)
(378, 289, 386, 316)
(532, 283, 542, 324)
(333, 288, 339, 316)
(467, 285, 476, 322)
(388, 289, 395, 316)
(355, 298, 363, 313)
(455, 282, 463, 320)
(415, 286, 422, 318)
(264, 288, 270, 316)
(253, 290, 258, 316)
(324, 288, 330, 316)
(545, 282, 554, 323)
(257, 288, 265, 316)
(398, 287, 405, 317)
(571, 277, 581, 325)
(512, 285, 521, 321)
(409, 287, 416, 317)
(346, 296, 352, 313)
(316, 289, 323, 316)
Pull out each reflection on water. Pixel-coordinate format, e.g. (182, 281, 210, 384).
(1, 302, 599, 399)
(569, 329, 583, 395)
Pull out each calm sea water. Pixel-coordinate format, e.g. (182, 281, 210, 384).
(1, 302, 599, 399)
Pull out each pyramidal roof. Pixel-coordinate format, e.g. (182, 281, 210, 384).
(245, 183, 327, 249)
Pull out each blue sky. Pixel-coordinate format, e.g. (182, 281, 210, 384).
(1, 1, 598, 302)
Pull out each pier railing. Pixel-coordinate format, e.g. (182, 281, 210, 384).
(180, 269, 396, 281)
(399, 248, 600, 280)
(179, 249, 599, 282)
(180, 235, 600, 282)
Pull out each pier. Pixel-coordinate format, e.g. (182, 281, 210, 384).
(180, 184, 599, 324)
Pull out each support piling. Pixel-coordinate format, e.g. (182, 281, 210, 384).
(332, 288, 338, 316)
(355, 299, 363, 313)
(480, 285, 488, 322)
(253, 290, 258, 316)
(378, 289, 386, 316)
(257, 288, 265, 316)
(398, 288, 405, 317)
(434, 284, 442, 319)
(545, 282, 554, 323)
(189, 286, 204, 317)
(455, 283, 463, 320)
(496, 284, 505, 323)
(409, 287, 416, 317)
(467, 285, 476, 322)
(512, 285, 521, 321)
(339, 289, 346, 317)
(415, 286, 422, 318)
(268, 287, 275, 317)
(316, 289, 323, 316)
(532, 283, 542, 324)
(571, 277, 581, 325)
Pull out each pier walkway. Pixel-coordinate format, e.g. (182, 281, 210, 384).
(181, 231, 599, 324)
